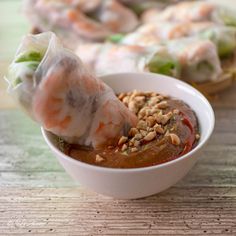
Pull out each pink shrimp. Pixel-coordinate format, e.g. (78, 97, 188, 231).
(88, 93, 138, 148)
(141, 1, 215, 23)
(122, 21, 214, 46)
(25, 0, 111, 43)
(68, 0, 101, 13)
(141, 8, 161, 24)
(66, 9, 111, 40)
(76, 43, 149, 75)
(94, 0, 139, 33)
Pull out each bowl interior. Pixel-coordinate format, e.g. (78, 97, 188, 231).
(100, 72, 215, 149)
(43, 72, 215, 171)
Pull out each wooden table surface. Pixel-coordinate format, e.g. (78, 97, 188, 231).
(0, 1, 235, 235)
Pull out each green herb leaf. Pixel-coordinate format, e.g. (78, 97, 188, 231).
(107, 34, 125, 43)
(15, 51, 42, 63)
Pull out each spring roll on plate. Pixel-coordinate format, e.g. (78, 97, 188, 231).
(5, 32, 137, 149)
(88, 0, 139, 33)
(118, 21, 214, 46)
(23, 0, 139, 49)
(76, 43, 180, 77)
(142, 0, 236, 27)
(76, 38, 222, 83)
(112, 22, 236, 60)
(23, 0, 112, 48)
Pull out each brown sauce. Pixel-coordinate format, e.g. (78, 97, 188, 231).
(59, 92, 199, 169)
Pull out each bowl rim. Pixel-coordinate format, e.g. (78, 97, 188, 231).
(41, 72, 215, 173)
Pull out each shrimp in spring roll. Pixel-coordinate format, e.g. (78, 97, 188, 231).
(142, 1, 236, 27)
(119, 0, 181, 15)
(76, 43, 180, 77)
(76, 38, 222, 83)
(67, 0, 102, 13)
(115, 21, 214, 46)
(111, 22, 236, 59)
(5, 32, 137, 149)
(88, 0, 139, 33)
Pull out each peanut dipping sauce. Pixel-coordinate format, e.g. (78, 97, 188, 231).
(59, 91, 200, 168)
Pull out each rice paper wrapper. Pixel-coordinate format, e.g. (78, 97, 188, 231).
(5, 32, 137, 148)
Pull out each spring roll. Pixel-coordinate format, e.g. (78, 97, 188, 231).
(89, 0, 139, 33)
(199, 26, 236, 58)
(142, 1, 236, 27)
(118, 0, 173, 15)
(117, 21, 214, 46)
(23, 0, 112, 49)
(68, 0, 102, 13)
(110, 22, 236, 60)
(166, 38, 222, 82)
(5, 32, 137, 149)
(76, 43, 180, 77)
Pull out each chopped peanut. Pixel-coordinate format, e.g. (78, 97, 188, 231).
(95, 154, 105, 163)
(134, 133, 142, 140)
(156, 101, 168, 109)
(144, 131, 156, 142)
(161, 112, 173, 125)
(173, 109, 180, 115)
(122, 96, 129, 105)
(169, 133, 181, 145)
(137, 120, 147, 130)
(121, 144, 128, 151)
(128, 101, 138, 114)
(154, 124, 165, 134)
(129, 127, 139, 137)
(118, 93, 126, 100)
(131, 147, 138, 153)
(146, 116, 156, 127)
(118, 136, 128, 146)
(140, 130, 148, 137)
(134, 140, 140, 147)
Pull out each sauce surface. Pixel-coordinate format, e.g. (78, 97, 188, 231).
(60, 92, 199, 168)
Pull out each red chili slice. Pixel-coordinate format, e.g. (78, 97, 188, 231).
(179, 112, 196, 156)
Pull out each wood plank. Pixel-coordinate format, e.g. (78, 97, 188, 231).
(0, 187, 235, 235)
(0, 108, 235, 188)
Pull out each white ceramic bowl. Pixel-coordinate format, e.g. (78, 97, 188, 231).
(42, 73, 215, 199)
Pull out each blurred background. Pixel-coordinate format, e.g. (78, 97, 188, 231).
(0, 0, 235, 109)
(0, 1, 29, 109)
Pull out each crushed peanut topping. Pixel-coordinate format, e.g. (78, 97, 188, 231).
(137, 120, 147, 130)
(121, 143, 128, 152)
(154, 124, 165, 134)
(131, 147, 138, 153)
(95, 154, 105, 163)
(118, 136, 128, 146)
(116, 90, 185, 154)
(134, 133, 142, 140)
(144, 131, 156, 142)
(173, 109, 180, 115)
(156, 101, 168, 109)
(169, 133, 181, 146)
(129, 127, 139, 137)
